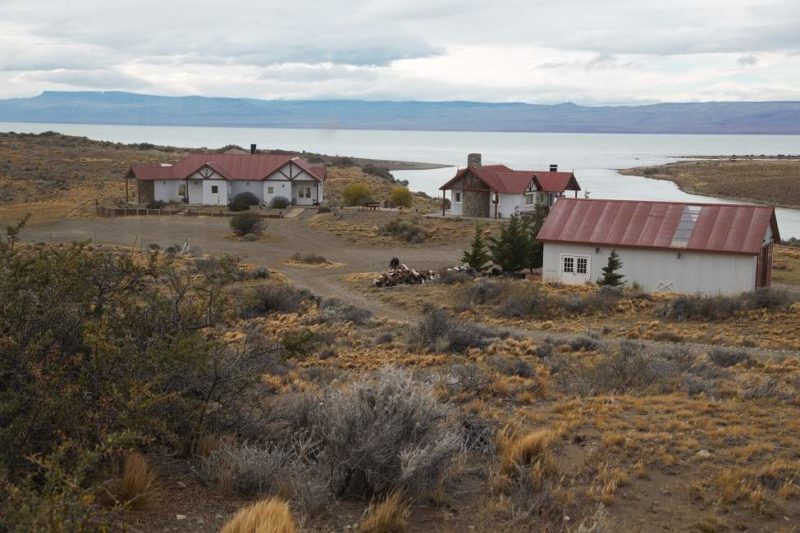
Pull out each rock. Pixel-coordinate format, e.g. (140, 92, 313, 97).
(176, 515, 187, 520)
(696, 449, 712, 459)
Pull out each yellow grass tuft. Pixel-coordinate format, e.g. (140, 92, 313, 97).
(117, 452, 159, 510)
(221, 497, 297, 533)
(497, 429, 555, 475)
(359, 490, 411, 533)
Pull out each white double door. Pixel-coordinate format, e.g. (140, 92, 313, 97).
(560, 254, 591, 284)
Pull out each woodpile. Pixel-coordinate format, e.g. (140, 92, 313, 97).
(373, 261, 435, 287)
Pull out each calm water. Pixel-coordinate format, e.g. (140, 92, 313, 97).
(2, 122, 798, 237)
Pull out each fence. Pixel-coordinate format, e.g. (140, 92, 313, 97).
(96, 205, 285, 218)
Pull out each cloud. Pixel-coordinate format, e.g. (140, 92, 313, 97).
(737, 54, 759, 66)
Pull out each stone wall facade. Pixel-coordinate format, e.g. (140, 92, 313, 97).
(461, 172, 490, 217)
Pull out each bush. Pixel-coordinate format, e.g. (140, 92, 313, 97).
(661, 288, 793, 322)
(146, 199, 166, 209)
(380, 218, 427, 243)
(270, 196, 290, 209)
(409, 310, 505, 353)
(390, 186, 413, 208)
(342, 183, 373, 206)
(312, 367, 461, 497)
(290, 252, 329, 264)
(708, 348, 754, 368)
(319, 298, 373, 325)
(281, 329, 319, 357)
(240, 285, 314, 316)
(229, 191, 260, 212)
(436, 268, 473, 285)
(230, 212, 264, 236)
(362, 163, 394, 180)
(464, 279, 504, 305)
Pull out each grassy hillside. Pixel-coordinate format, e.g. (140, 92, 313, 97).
(621, 158, 800, 209)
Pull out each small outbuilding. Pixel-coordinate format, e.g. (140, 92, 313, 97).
(439, 153, 580, 218)
(537, 198, 780, 295)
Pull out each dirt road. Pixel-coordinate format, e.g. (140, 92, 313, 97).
(22, 214, 463, 321)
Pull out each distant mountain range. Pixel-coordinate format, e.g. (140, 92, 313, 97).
(0, 91, 799, 134)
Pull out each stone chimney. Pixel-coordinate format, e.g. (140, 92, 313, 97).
(549, 164, 558, 172)
(467, 153, 482, 169)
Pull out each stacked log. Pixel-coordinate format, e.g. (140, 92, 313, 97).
(373, 263, 435, 287)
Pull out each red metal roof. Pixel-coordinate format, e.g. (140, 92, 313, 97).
(440, 165, 579, 194)
(127, 154, 324, 182)
(537, 199, 779, 255)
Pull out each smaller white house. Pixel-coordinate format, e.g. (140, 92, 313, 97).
(126, 151, 325, 207)
(537, 198, 780, 295)
(439, 153, 581, 218)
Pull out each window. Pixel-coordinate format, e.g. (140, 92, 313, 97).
(525, 193, 535, 205)
(305, 186, 312, 198)
(211, 185, 219, 194)
(576, 257, 588, 274)
(178, 184, 186, 196)
(563, 257, 574, 273)
(454, 192, 461, 203)
(267, 186, 274, 194)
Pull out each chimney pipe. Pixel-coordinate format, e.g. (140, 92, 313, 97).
(549, 164, 558, 172)
(250, 143, 257, 154)
(467, 153, 482, 169)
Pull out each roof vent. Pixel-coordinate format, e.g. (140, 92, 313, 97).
(670, 205, 702, 248)
(250, 143, 257, 154)
(550, 164, 558, 172)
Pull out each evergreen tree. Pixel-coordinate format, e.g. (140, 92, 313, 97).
(489, 215, 528, 272)
(522, 207, 548, 272)
(599, 249, 625, 287)
(462, 225, 492, 272)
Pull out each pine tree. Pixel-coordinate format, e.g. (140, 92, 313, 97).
(522, 206, 548, 272)
(462, 225, 492, 272)
(599, 249, 625, 287)
(489, 215, 528, 272)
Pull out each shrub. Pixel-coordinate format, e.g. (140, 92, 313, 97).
(380, 218, 427, 243)
(660, 288, 793, 321)
(229, 191, 260, 212)
(359, 490, 410, 533)
(409, 310, 505, 353)
(465, 279, 503, 305)
(362, 163, 394, 180)
(319, 298, 373, 325)
(201, 442, 297, 496)
(240, 284, 314, 316)
(390, 186, 413, 208)
(342, 183, 373, 206)
(281, 329, 319, 358)
(312, 367, 461, 498)
(230, 212, 264, 236)
(290, 252, 329, 264)
(488, 356, 535, 378)
(146, 199, 166, 209)
(436, 268, 473, 285)
(221, 497, 297, 533)
(270, 196, 290, 209)
(708, 348, 754, 368)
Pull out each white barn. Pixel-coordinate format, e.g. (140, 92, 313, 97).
(439, 153, 581, 219)
(126, 152, 325, 207)
(537, 199, 780, 295)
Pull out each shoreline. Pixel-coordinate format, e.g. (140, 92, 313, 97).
(620, 158, 800, 211)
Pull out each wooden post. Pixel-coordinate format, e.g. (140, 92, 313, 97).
(442, 190, 445, 216)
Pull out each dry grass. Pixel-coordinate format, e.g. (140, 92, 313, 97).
(116, 452, 159, 510)
(497, 429, 555, 475)
(221, 497, 297, 533)
(359, 490, 411, 533)
(621, 158, 800, 209)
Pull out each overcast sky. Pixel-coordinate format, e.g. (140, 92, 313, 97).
(1, 0, 799, 104)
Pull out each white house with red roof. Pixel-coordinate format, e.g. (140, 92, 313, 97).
(125, 149, 325, 207)
(537, 198, 780, 295)
(439, 153, 581, 218)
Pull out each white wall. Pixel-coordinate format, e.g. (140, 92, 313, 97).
(542, 242, 758, 295)
(154, 180, 182, 203)
(263, 178, 291, 206)
(230, 181, 264, 202)
(291, 175, 319, 206)
(497, 193, 526, 218)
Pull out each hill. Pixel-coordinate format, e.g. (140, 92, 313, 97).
(1, 91, 800, 134)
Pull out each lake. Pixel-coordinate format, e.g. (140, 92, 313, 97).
(1, 121, 799, 238)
